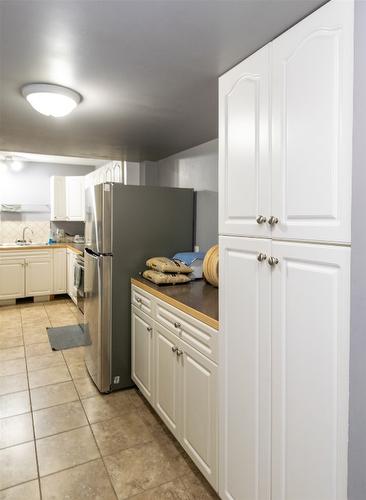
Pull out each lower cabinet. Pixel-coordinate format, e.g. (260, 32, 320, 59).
(219, 235, 350, 500)
(131, 307, 154, 404)
(0, 248, 72, 301)
(131, 287, 219, 491)
(25, 255, 53, 296)
(0, 259, 25, 299)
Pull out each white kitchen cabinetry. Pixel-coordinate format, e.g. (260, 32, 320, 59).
(84, 161, 123, 188)
(219, 0, 352, 245)
(50, 175, 85, 221)
(219, 236, 271, 500)
(65, 177, 85, 220)
(50, 176, 67, 221)
(271, 1, 353, 244)
(131, 306, 154, 405)
(154, 321, 181, 439)
(219, 45, 271, 239)
(0, 259, 25, 299)
(131, 284, 218, 490)
(0, 248, 71, 301)
(25, 254, 53, 297)
(270, 240, 350, 500)
(53, 248, 67, 294)
(219, 1, 353, 499)
(67, 249, 77, 304)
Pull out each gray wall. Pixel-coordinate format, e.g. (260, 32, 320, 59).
(348, 2, 366, 499)
(141, 139, 218, 252)
(0, 161, 94, 222)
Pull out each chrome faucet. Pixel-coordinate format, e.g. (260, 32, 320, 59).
(16, 226, 34, 245)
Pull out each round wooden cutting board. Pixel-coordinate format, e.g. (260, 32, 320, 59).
(203, 244, 219, 287)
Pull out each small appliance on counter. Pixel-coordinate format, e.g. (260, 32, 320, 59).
(73, 234, 85, 243)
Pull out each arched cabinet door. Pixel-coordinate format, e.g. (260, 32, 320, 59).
(271, 0, 354, 244)
(219, 45, 271, 238)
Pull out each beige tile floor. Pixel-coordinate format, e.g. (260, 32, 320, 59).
(0, 298, 219, 500)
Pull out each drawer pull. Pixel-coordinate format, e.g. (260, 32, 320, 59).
(147, 326, 152, 332)
(171, 346, 178, 353)
(174, 322, 181, 329)
(136, 297, 142, 304)
(176, 349, 184, 357)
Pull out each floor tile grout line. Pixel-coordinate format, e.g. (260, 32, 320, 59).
(21, 302, 44, 500)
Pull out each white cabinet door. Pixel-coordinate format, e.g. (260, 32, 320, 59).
(0, 259, 25, 299)
(67, 251, 77, 302)
(271, 0, 353, 243)
(180, 339, 218, 489)
(66, 177, 85, 221)
(50, 176, 67, 221)
(131, 307, 154, 404)
(271, 241, 350, 500)
(53, 249, 67, 294)
(25, 256, 53, 296)
(154, 322, 181, 439)
(219, 236, 271, 500)
(219, 45, 271, 238)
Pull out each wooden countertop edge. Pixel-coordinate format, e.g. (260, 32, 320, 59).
(131, 278, 219, 330)
(0, 243, 83, 255)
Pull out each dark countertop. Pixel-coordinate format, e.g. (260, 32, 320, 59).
(132, 276, 219, 329)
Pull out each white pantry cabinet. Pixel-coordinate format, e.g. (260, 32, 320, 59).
(131, 284, 218, 490)
(219, 1, 355, 499)
(0, 259, 25, 300)
(219, 0, 353, 244)
(50, 175, 85, 221)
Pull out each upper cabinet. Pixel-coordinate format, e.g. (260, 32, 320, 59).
(219, 0, 353, 244)
(50, 175, 85, 221)
(219, 46, 271, 238)
(271, 0, 353, 244)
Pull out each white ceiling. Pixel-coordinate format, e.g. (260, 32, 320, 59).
(0, 0, 326, 162)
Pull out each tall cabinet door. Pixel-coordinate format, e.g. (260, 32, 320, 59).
(154, 323, 181, 440)
(219, 236, 271, 500)
(66, 177, 85, 221)
(271, 0, 354, 244)
(219, 45, 271, 238)
(271, 241, 350, 500)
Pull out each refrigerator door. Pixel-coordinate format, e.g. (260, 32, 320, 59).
(84, 248, 112, 393)
(85, 183, 112, 254)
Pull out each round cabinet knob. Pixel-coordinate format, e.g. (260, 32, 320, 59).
(171, 346, 178, 353)
(256, 215, 267, 224)
(268, 256, 279, 266)
(257, 253, 267, 262)
(136, 297, 142, 304)
(147, 326, 152, 332)
(268, 216, 279, 225)
(176, 349, 184, 357)
(174, 322, 181, 329)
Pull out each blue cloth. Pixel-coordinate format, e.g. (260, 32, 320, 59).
(173, 252, 205, 266)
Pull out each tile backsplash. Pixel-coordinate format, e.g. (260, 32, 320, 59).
(0, 221, 50, 244)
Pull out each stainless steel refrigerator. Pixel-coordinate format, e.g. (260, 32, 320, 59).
(84, 183, 194, 393)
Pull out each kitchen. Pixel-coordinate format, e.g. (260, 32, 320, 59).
(1, 0, 366, 499)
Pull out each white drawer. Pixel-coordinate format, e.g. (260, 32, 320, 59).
(131, 285, 154, 317)
(155, 298, 218, 363)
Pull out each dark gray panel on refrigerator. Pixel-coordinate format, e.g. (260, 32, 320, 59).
(110, 184, 194, 390)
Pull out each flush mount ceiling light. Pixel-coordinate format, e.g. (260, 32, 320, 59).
(21, 83, 82, 117)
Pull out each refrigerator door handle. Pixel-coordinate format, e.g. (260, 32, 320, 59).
(85, 248, 101, 259)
